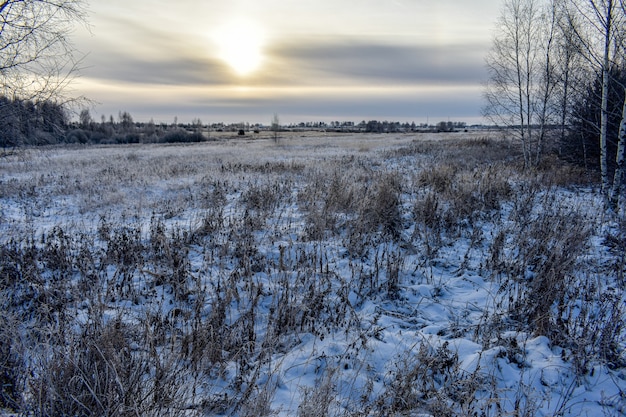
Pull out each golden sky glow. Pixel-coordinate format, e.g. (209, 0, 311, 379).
(212, 18, 266, 76)
(74, 0, 502, 124)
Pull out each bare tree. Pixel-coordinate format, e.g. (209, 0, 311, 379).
(0, 0, 88, 102)
(78, 108, 92, 130)
(609, 0, 626, 208)
(554, 0, 586, 149)
(484, 0, 562, 168)
(534, 0, 561, 166)
(271, 113, 280, 143)
(611, 93, 626, 207)
(611, 1, 626, 208)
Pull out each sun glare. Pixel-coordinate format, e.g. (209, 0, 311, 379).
(213, 19, 265, 76)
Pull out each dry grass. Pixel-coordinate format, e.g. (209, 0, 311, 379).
(0, 131, 623, 416)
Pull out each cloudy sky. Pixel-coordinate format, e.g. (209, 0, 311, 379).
(73, 0, 502, 125)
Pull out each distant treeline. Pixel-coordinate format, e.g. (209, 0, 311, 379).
(0, 98, 475, 148)
(0, 101, 208, 147)
(288, 120, 468, 133)
(360, 120, 466, 133)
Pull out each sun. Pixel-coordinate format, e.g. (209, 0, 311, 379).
(213, 19, 265, 76)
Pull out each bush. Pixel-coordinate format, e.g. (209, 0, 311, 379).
(161, 129, 204, 143)
(65, 129, 90, 144)
(0, 309, 23, 411)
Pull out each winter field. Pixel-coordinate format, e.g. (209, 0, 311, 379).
(0, 131, 625, 416)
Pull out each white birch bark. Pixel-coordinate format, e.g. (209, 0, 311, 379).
(599, 29, 611, 195)
(587, 0, 616, 196)
(609, 93, 626, 209)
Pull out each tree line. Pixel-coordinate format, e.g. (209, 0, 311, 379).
(484, 0, 626, 208)
(0, 100, 207, 147)
(0, 98, 473, 147)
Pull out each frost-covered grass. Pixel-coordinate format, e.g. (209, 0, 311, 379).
(1, 132, 625, 416)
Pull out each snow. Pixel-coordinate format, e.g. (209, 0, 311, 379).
(0, 132, 624, 416)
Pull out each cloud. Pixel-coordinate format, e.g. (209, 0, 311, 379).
(268, 38, 487, 86)
(77, 14, 237, 86)
(81, 32, 487, 90)
(191, 85, 483, 123)
(84, 51, 230, 86)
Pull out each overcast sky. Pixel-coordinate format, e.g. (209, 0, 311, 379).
(73, 0, 502, 125)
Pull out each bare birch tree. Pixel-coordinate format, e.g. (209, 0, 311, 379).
(554, 1, 587, 150)
(609, 0, 626, 208)
(611, 92, 626, 207)
(0, 0, 88, 102)
(534, 0, 561, 166)
(484, 0, 561, 168)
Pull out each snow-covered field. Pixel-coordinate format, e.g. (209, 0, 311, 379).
(1, 132, 624, 416)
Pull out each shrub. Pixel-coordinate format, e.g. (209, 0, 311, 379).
(346, 171, 403, 255)
(161, 129, 204, 143)
(487, 190, 592, 340)
(417, 164, 457, 194)
(0, 307, 23, 411)
(65, 129, 90, 144)
(362, 171, 403, 239)
(376, 341, 486, 416)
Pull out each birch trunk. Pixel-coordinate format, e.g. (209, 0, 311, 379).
(609, 93, 626, 209)
(597, 0, 614, 196)
(600, 48, 610, 195)
(535, 1, 558, 167)
(514, 1, 530, 169)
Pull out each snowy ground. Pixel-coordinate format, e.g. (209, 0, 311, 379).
(1, 132, 624, 416)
